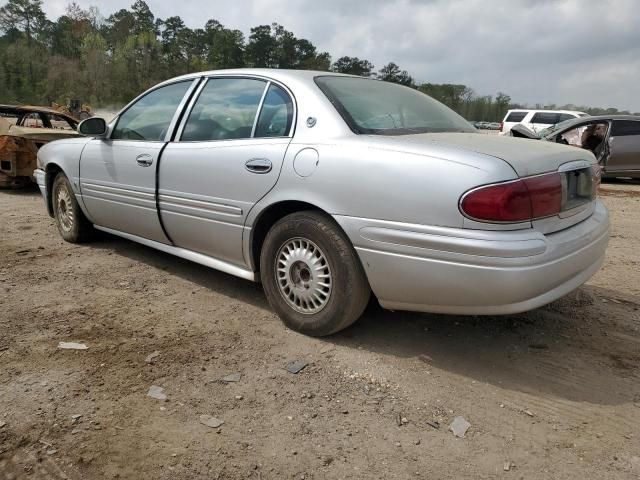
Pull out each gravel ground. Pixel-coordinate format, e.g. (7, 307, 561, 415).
(1, 182, 639, 479)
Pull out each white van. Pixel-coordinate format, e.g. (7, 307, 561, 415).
(500, 109, 588, 136)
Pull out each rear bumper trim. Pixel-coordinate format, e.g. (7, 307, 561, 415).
(335, 200, 610, 315)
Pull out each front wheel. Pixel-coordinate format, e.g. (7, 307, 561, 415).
(52, 173, 93, 242)
(260, 211, 370, 336)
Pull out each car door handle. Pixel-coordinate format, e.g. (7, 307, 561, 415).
(245, 158, 272, 174)
(136, 154, 154, 167)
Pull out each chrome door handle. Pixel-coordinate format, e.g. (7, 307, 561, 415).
(245, 158, 272, 174)
(136, 154, 154, 167)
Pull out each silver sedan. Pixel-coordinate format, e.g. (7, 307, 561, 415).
(34, 69, 610, 336)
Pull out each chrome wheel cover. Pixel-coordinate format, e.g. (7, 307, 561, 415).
(55, 183, 74, 232)
(275, 237, 332, 314)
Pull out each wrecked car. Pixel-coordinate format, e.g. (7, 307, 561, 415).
(0, 105, 79, 188)
(510, 115, 640, 179)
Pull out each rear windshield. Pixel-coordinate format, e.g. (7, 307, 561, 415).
(315, 76, 474, 135)
(505, 111, 527, 122)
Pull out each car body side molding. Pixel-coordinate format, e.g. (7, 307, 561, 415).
(94, 225, 256, 281)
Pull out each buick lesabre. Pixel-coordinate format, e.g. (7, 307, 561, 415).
(34, 69, 610, 336)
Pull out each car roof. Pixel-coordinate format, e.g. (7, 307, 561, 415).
(0, 104, 77, 121)
(552, 114, 640, 126)
(154, 68, 358, 88)
(507, 109, 587, 115)
(540, 114, 640, 137)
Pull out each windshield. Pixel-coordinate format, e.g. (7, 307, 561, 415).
(315, 76, 475, 135)
(538, 119, 578, 137)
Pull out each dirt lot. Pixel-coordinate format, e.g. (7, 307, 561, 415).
(1, 182, 639, 479)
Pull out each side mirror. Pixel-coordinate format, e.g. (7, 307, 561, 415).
(78, 117, 107, 137)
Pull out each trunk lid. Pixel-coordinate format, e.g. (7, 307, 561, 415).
(391, 132, 596, 177)
(378, 132, 599, 234)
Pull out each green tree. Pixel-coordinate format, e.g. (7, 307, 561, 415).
(377, 62, 414, 87)
(203, 20, 245, 68)
(0, 0, 46, 45)
(332, 56, 374, 76)
(131, 0, 154, 34)
(245, 24, 277, 67)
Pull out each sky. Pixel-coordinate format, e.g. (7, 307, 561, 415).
(40, 0, 640, 112)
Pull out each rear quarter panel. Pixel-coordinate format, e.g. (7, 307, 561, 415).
(247, 137, 518, 231)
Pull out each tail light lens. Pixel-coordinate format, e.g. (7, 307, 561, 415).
(499, 121, 504, 132)
(460, 172, 563, 223)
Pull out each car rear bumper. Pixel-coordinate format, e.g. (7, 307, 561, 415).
(335, 200, 610, 315)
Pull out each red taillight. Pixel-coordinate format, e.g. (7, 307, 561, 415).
(499, 121, 503, 132)
(460, 172, 562, 223)
(523, 173, 562, 218)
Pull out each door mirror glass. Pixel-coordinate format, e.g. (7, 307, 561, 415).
(112, 81, 193, 141)
(78, 117, 107, 137)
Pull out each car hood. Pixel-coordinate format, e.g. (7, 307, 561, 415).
(374, 132, 595, 177)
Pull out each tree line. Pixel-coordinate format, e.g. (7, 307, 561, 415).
(1, 0, 636, 120)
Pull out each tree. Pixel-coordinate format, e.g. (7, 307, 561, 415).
(1, 1, 628, 118)
(0, 0, 46, 45)
(131, 0, 154, 34)
(332, 56, 374, 76)
(377, 62, 414, 87)
(158, 15, 189, 65)
(245, 24, 276, 67)
(203, 20, 244, 68)
(48, 2, 95, 58)
(103, 9, 136, 48)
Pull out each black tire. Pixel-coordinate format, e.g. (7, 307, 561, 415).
(52, 173, 93, 242)
(260, 210, 370, 336)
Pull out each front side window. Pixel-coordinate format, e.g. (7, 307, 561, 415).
(181, 78, 267, 141)
(315, 76, 474, 135)
(112, 81, 192, 141)
(255, 84, 294, 137)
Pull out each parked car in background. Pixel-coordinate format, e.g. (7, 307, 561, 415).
(500, 109, 588, 136)
(34, 69, 609, 336)
(510, 115, 640, 179)
(0, 105, 79, 188)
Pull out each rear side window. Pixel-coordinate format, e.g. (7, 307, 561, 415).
(611, 120, 640, 136)
(255, 84, 294, 138)
(505, 111, 527, 122)
(181, 78, 267, 141)
(112, 81, 192, 141)
(531, 112, 560, 125)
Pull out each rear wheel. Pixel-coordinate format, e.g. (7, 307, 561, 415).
(260, 211, 370, 336)
(52, 173, 93, 242)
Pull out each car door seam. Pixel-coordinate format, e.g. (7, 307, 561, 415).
(155, 141, 175, 245)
